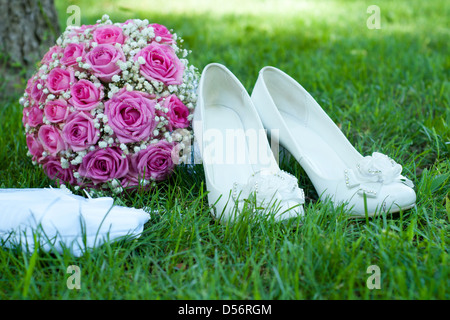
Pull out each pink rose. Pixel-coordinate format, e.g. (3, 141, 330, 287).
(66, 24, 97, 38)
(47, 67, 75, 94)
(60, 43, 85, 67)
(43, 157, 76, 184)
(44, 99, 69, 123)
(85, 44, 125, 82)
(134, 42, 184, 85)
(22, 107, 30, 126)
(93, 25, 126, 45)
(159, 95, 190, 130)
(38, 125, 66, 156)
(105, 89, 157, 143)
(62, 112, 100, 152)
(28, 77, 48, 104)
(120, 172, 139, 188)
(150, 24, 175, 44)
(27, 105, 44, 127)
(78, 147, 129, 184)
(26, 134, 44, 162)
(130, 141, 175, 182)
(41, 45, 62, 65)
(69, 79, 104, 111)
(25, 77, 35, 98)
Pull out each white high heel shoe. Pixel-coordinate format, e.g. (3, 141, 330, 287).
(251, 66, 416, 217)
(193, 63, 305, 222)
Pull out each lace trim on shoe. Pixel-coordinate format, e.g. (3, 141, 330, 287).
(232, 169, 305, 210)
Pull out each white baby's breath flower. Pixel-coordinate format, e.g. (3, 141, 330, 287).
(60, 158, 70, 169)
(112, 75, 121, 82)
(62, 92, 71, 100)
(137, 39, 146, 48)
(104, 125, 113, 134)
(157, 122, 165, 129)
(70, 155, 83, 165)
(121, 45, 130, 55)
(111, 179, 120, 188)
(138, 56, 146, 65)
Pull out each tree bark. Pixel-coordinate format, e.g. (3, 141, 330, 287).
(0, 0, 60, 96)
(0, 0, 60, 67)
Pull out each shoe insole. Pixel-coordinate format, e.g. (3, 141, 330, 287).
(280, 110, 347, 179)
(203, 104, 256, 191)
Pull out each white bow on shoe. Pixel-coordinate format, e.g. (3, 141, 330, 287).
(0, 187, 150, 256)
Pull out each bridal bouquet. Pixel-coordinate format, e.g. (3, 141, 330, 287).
(20, 15, 199, 193)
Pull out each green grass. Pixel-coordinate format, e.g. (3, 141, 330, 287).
(0, 0, 449, 299)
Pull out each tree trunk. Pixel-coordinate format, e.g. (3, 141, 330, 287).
(0, 0, 60, 96)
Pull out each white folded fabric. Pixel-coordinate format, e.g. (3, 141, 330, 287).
(0, 187, 150, 256)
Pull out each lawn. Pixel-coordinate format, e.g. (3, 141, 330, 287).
(0, 0, 448, 300)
